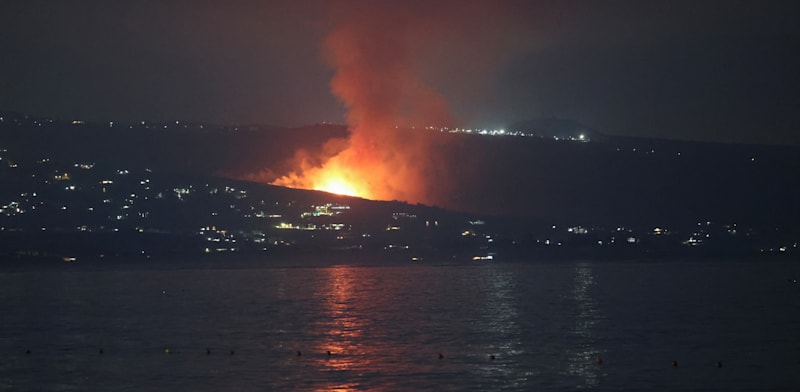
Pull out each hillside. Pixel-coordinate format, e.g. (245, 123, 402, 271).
(2, 111, 798, 226)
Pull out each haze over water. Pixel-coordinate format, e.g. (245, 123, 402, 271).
(2, 259, 798, 391)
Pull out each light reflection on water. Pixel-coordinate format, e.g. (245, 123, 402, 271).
(1, 260, 798, 391)
(313, 266, 369, 390)
(471, 268, 531, 388)
(563, 262, 603, 388)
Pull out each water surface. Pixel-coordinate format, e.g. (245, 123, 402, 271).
(1, 259, 798, 391)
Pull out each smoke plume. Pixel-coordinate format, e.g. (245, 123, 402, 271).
(273, 1, 532, 206)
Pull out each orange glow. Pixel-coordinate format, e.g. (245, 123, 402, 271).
(270, 2, 468, 205)
(274, 150, 377, 199)
(314, 175, 359, 197)
(252, 2, 532, 210)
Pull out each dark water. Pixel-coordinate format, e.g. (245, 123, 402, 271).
(1, 259, 799, 391)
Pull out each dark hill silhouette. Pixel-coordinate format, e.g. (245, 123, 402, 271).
(1, 112, 797, 227)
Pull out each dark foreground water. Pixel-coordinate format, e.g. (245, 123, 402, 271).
(1, 259, 799, 391)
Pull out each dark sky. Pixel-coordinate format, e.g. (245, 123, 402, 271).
(1, 0, 798, 145)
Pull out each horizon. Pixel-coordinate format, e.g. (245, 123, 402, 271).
(1, 1, 798, 146)
(4, 109, 799, 149)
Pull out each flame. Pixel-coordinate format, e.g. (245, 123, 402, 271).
(314, 174, 360, 197)
(272, 2, 526, 205)
(275, 150, 375, 199)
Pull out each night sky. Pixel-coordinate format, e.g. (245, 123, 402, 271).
(1, 0, 798, 145)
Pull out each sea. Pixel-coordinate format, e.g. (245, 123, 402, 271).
(1, 258, 798, 391)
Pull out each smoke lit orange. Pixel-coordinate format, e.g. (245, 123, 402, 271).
(271, 2, 525, 205)
(270, 3, 457, 204)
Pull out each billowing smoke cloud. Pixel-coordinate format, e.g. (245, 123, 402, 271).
(273, 1, 534, 206)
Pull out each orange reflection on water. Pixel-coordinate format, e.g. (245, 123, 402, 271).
(323, 266, 363, 357)
(311, 266, 385, 392)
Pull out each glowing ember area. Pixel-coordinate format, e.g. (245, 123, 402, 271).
(308, 161, 374, 198)
(273, 146, 380, 200)
(272, 124, 449, 203)
(272, 146, 377, 199)
(316, 176, 359, 197)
